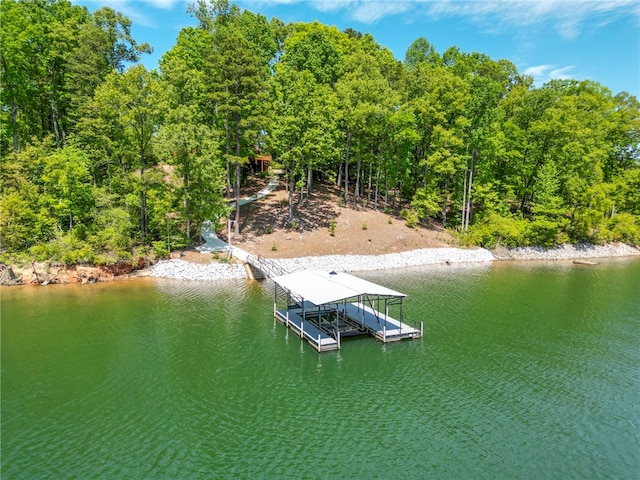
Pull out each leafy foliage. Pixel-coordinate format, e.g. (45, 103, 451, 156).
(1, 0, 639, 266)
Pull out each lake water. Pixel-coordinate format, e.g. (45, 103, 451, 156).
(2, 259, 639, 479)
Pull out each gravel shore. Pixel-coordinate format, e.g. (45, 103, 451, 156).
(148, 259, 247, 280)
(147, 243, 639, 281)
(503, 242, 640, 261)
(272, 247, 495, 273)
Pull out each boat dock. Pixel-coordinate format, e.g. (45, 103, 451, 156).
(336, 302, 421, 342)
(274, 308, 340, 352)
(271, 270, 423, 352)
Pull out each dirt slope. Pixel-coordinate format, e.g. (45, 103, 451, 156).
(219, 177, 456, 259)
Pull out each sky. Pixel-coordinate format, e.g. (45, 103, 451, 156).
(75, 0, 640, 98)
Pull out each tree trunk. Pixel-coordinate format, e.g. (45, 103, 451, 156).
(344, 130, 351, 204)
(225, 108, 231, 197)
(1, 57, 19, 151)
(461, 165, 468, 231)
(140, 177, 147, 240)
(306, 166, 313, 198)
(234, 109, 241, 237)
(51, 94, 61, 148)
(383, 170, 388, 211)
(184, 160, 191, 239)
(441, 176, 449, 226)
(354, 154, 362, 204)
(287, 169, 294, 223)
(367, 161, 373, 205)
(11, 100, 18, 152)
(234, 161, 241, 236)
(374, 164, 381, 211)
(465, 149, 476, 230)
(139, 134, 148, 240)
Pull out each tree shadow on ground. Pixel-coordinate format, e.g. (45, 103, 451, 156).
(237, 182, 339, 240)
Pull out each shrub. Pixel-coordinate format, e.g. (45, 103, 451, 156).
(362, 221, 368, 231)
(400, 208, 419, 228)
(608, 213, 640, 244)
(271, 242, 278, 252)
(525, 218, 564, 247)
(467, 213, 527, 248)
(216, 253, 229, 264)
(29, 230, 96, 264)
(329, 220, 336, 236)
(152, 241, 169, 258)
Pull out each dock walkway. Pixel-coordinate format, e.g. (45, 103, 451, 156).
(336, 302, 421, 342)
(275, 309, 339, 352)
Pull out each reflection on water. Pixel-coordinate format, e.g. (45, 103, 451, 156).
(2, 259, 639, 478)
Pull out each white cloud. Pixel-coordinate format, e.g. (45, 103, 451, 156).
(350, 1, 412, 23)
(75, 0, 189, 27)
(313, 0, 357, 12)
(251, 0, 639, 37)
(417, 0, 640, 38)
(144, 0, 181, 9)
(523, 64, 575, 86)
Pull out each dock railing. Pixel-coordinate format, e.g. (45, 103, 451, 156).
(248, 254, 306, 306)
(245, 254, 289, 279)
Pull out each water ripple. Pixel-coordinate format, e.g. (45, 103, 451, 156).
(2, 261, 639, 478)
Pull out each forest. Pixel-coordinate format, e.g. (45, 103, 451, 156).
(1, 0, 639, 266)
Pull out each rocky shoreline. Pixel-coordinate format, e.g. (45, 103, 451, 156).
(148, 259, 247, 281)
(271, 247, 495, 274)
(3, 243, 638, 285)
(147, 243, 639, 281)
(496, 243, 640, 261)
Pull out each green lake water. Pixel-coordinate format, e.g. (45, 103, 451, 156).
(2, 259, 639, 479)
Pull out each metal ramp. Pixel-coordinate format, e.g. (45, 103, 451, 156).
(245, 254, 288, 280)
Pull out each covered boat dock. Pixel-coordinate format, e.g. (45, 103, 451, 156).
(271, 270, 423, 352)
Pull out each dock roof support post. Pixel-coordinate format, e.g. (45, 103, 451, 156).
(385, 304, 390, 332)
(383, 323, 386, 343)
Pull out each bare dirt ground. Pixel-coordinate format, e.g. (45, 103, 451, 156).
(206, 176, 457, 260)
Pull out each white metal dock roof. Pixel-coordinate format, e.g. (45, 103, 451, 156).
(271, 270, 406, 306)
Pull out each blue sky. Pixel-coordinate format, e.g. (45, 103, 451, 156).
(75, 0, 639, 98)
